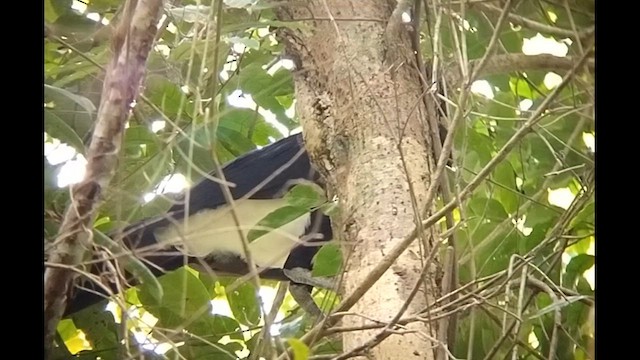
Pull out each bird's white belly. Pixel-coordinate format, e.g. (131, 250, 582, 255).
(154, 199, 311, 268)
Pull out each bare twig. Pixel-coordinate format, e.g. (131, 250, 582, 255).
(447, 54, 595, 85)
(476, 3, 594, 41)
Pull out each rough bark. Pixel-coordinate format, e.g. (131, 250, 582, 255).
(43, 0, 164, 353)
(275, 1, 442, 358)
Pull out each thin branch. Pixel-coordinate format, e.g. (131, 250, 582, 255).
(447, 54, 595, 85)
(469, 0, 514, 84)
(43, 0, 164, 354)
(476, 3, 594, 41)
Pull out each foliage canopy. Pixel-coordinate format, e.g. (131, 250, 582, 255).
(44, 0, 594, 359)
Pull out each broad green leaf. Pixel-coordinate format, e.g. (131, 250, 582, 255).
(526, 204, 559, 227)
(138, 267, 212, 329)
(247, 205, 309, 242)
(287, 338, 310, 360)
(570, 200, 594, 230)
(225, 281, 261, 326)
(217, 126, 259, 155)
(477, 231, 525, 277)
(500, 27, 525, 54)
(312, 244, 342, 277)
(277, 316, 306, 339)
(468, 197, 509, 222)
(189, 314, 242, 340)
(566, 234, 593, 255)
(45, 84, 96, 115)
(143, 74, 186, 120)
(84, 0, 122, 12)
(466, 127, 494, 165)
(72, 307, 119, 360)
(45, 0, 72, 22)
(51, 12, 104, 44)
(563, 254, 594, 288)
(218, 107, 281, 145)
(492, 162, 519, 214)
(44, 110, 86, 153)
(56, 319, 86, 355)
(484, 92, 517, 119)
(50, 59, 102, 87)
(104, 149, 171, 216)
(123, 125, 161, 157)
(238, 63, 293, 121)
(320, 201, 340, 217)
(509, 76, 539, 100)
(284, 183, 327, 209)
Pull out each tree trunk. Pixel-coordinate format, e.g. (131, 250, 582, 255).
(276, 1, 442, 358)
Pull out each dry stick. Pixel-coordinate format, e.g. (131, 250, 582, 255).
(411, 0, 458, 335)
(43, 0, 164, 354)
(254, 282, 290, 359)
(281, 46, 592, 357)
(446, 54, 595, 86)
(469, 0, 513, 83)
(476, 2, 593, 41)
(325, 257, 571, 339)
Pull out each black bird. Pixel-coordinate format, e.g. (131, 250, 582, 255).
(65, 133, 333, 317)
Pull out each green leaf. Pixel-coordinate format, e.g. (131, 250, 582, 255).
(45, 0, 72, 22)
(217, 126, 258, 155)
(320, 201, 340, 217)
(72, 307, 119, 359)
(570, 200, 594, 230)
(312, 244, 342, 277)
(468, 197, 509, 222)
(287, 338, 310, 360)
(526, 204, 559, 227)
(246, 184, 324, 242)
(492, 162, 519, 214)
(566, 234, 593, 255)
(284, 183, 327, 209)
(44, 110, 86, 153)
(218, 107, 281, 146)
(104, 149, 171, 216)
(484, 92, 517, 119)
(509, 76, 539, 100)
(238, 63, 293, 121)
(189, 314, 242, 340)
(477, 234, 515, 277)
(225, 282, 262, 326)
(247, 205, 309, 242)
(465, 128, 494, 165)
(138, 267, 212, 329)
(144, 74, 186, 120)
(45, 84, 96, 115)
(563, 254, 595, 288)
